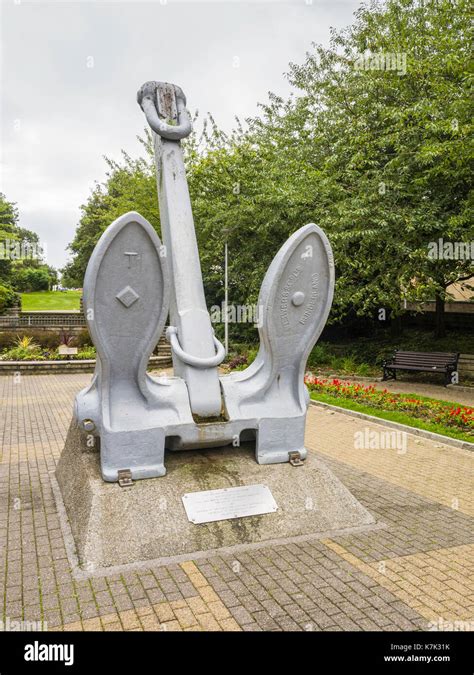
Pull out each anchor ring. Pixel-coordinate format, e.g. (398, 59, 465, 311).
(166, 326, 225, 369)
(137, 81, 192, 141)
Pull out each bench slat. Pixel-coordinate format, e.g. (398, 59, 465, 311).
(395, 350, 458, 357)
(393, 358, 456, 366)
(391, 360, 452, 364)
(392, 355, 456, 360)
(389, 365, 448, 371)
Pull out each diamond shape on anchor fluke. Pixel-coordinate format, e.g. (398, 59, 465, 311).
(116, 285, 140, 308)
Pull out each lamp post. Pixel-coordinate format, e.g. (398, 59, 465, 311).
(222, 223, 241, 355)
(224, 240, 229, 356)
(222, 228, 230, 356)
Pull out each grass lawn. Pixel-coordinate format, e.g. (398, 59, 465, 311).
(310, 391, 474, 444)
(21, 291, 81, 311)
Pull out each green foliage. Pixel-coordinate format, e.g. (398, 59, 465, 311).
(76, 346, 96, 359)
(12, 266, 51, 292)
(307, 345, 380, 376)
(0, 331, 57, 350)
(258, 0, 473, 319)
(1, 335, 44, 361)
(307, 343, 333, 365)
(0, 193, 20, 287)
(306, 328, 474, 377)
(74, 328, 92, 348)
(61, 139, 159, 287)
(0, 193, 18, 235)
(355, 363, 372, 377)
(227, 346, 259, 370)
(0, 284, 18, 312)
(0, 192, 58, 300)
(0, 332, 96, 361)
(63, 0, 472, 339)
(333, 329, 474, 366)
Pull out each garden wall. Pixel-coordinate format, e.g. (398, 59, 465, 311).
(0, 354, 172, 374)
(0, 311, 86, 334)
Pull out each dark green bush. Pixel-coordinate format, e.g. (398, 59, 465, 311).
(74, 328, 92, 347)
(0, 285, 18, 312)
(0, 330, 62, 350)
(0, 332, 18, 349)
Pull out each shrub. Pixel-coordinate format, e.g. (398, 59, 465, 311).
(17, 336, 36, 349)
(74, 328, 92, 348)
(0, 330, 62, 350)
(11, 267, 50, 292)
(307, 343, 333, 366)
(59, 329, 76, 346)
(355, 363, 372, 377)
(0, 332, 19, 350)
(1, 335, 44, 361)
(228, 354, 247, 369)
(77, 346, 96, 359)
(341, 356, 357, 374)
(329, 355, 344, 371)
(228, 347, 259, 371)
(246, 347, 258, 366)
(31, 331, 62, 349)
(0, 285, 18, 312)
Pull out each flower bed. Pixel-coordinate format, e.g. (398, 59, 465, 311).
(0, 346, 96, 361)
(0, 335, 96, 361)
(305, 375, 474, 436)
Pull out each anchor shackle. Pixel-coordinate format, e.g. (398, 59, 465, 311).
(137, 81, 192, 141)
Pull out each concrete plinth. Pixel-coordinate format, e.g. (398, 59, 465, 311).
(55, 421, 375, 571)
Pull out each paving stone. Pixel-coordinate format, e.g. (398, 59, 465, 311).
(1, 374, 472, 633)
(229, 605, 254, 625)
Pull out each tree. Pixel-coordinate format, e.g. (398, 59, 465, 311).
(0, 285, 17, 312)
(63, 0, 472, 340)
(62, 141, 159, 287)
(0, 192, 57, 300)
(270, 0, 473, 336)
(0, 192, 20, 285)
(11, 266, 51, 292)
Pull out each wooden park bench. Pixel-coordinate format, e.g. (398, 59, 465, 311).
(382, 350, 459, 386)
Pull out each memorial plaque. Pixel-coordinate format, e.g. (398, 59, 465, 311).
(182, 484, 278, 524)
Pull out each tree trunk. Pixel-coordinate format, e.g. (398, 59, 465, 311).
(435, 291, 446, 338)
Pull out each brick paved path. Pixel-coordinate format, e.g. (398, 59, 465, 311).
(0, 373, 473, 632)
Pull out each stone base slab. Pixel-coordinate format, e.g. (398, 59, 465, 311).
(55, 421, 376, 571)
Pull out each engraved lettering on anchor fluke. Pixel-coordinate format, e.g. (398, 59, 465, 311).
(280, 265, 303, 328)
(123, 251, 139, 268)
(299, 273, 319, 325)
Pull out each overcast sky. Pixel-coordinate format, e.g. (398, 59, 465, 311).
(1, 0, 359, 270)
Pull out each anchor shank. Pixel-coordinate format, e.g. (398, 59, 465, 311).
(155, 136, 209, 313)
(140, 82, 223, 418)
